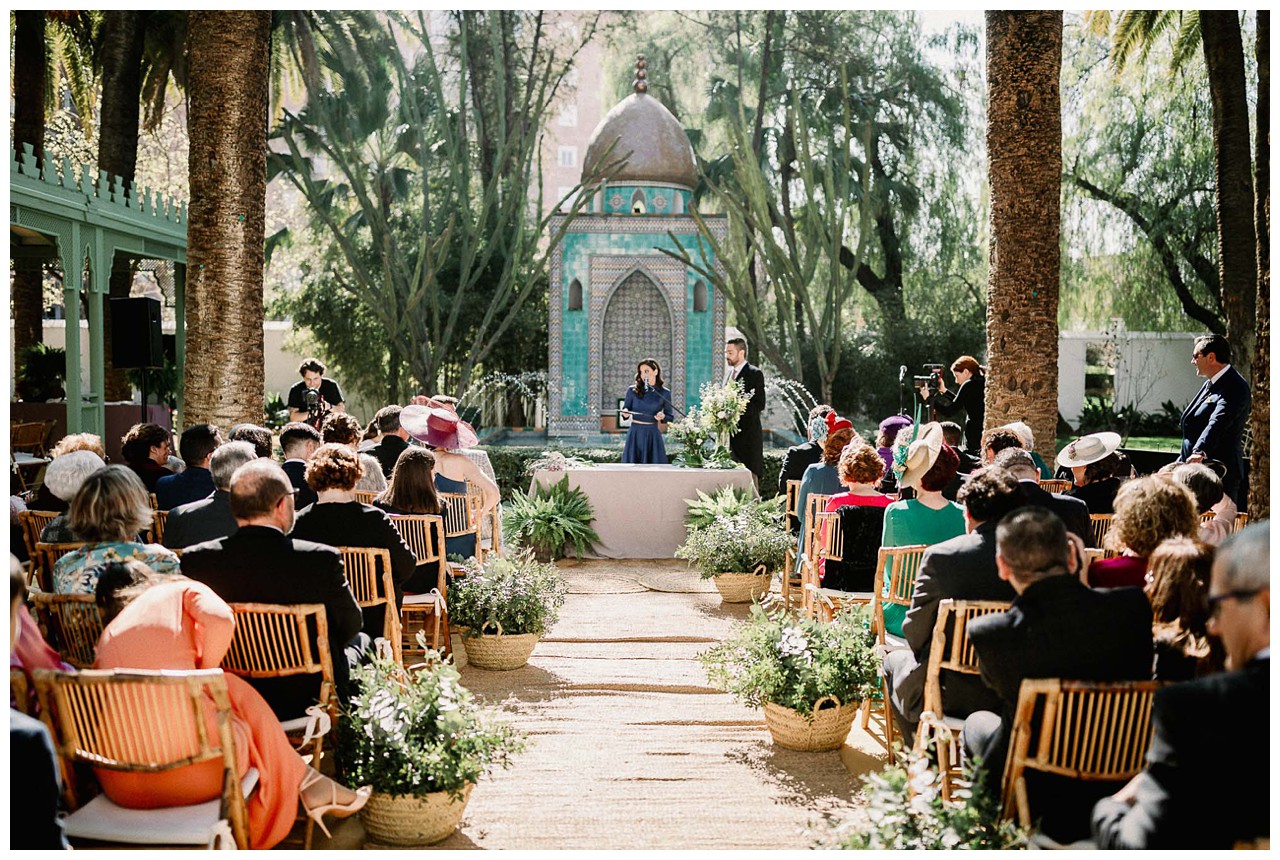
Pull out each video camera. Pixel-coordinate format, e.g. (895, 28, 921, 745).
(302, 387, 330, 428)
(912, 363, 946, 392)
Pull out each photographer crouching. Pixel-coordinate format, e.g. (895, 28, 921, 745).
(287, 357, 346, 428)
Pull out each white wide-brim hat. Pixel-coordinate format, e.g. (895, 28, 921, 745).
(45, 450, 106, 501)
(1056, 431, 1121, 468)
(898, 422, 945, 489)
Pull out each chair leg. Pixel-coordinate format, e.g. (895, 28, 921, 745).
(881, 675, 896, 761)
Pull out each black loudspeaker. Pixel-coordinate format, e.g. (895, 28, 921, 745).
(110, 297, 164, 369)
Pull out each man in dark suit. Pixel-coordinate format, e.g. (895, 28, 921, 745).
(724, 337, 766, 486)
(163, 441, 258, 549)
(154, 423, 222, 510)
(279, 421, 321, 509)
(961, 508, 1154, 842)
(182, 459, 366, 718)
(992, 448, 1093, 547)
(1093, 522, 1269, 849)
(1178, 334, 1251, 504)
(882, 467, 1024, 745)
(777, 404, 833, 532)
(368, 404, 411, 479)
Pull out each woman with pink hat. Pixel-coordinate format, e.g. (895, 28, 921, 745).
(397, 404, 500, 561)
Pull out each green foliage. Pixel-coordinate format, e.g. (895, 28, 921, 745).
(263, 393, 289, 430)
(448, 552, 569, 638)
(341, 643, 524, 798)
(825, 751, 1028, 850)
(501, 477, 601, 560)
(700, 603, 881, 712)
(684, 484, 785, 533)
(15, 343, 66, 402)
(1074, 396, 1183, 440)
(676, 510, 792, 578)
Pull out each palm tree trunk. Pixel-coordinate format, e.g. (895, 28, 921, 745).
(184, 11, 271, 427)
(984, 12, 1062, 466)
(12, 11, 47, 360)
(1248, 11, 1269, 519)
(1201, 11, 1257, 385)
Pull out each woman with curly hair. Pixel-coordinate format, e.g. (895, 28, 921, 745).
(320, 411, 387, 494)
(820, 441, 892, 590)
(795, 415, 859, 572)
(1088, 475, 1199, 589)
(1144, 537, 1222, 681)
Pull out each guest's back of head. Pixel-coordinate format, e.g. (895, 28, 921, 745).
(822, 427, 855, 467)
(50, 433, 106, 461)
(1111, 475, 1198, 557)
(1171, 463, 1225, 514)
(210, 441, 259, 491)
(981, 427, 1024, 461)
(229, 459, 294, 521)
(305, 443, 362, 493)
(1145, 536, 1213, 630)
(381, 448, 442, 514)
(120, 423, 170, 465)
(279, 422, 322, 460)
(375, 405, 403, 435)
(69, 465, 151, 542)
(995, 506, 1070, 587)
(178, 424, 222, 467)
(992, 447, 1038, 480)
(228, 423, 273, 459)
(321, 412, 364, 447)
(939, 421, 964, 449)
(957, 466, 1022, 525)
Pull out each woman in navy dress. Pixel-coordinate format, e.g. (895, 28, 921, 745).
(621, 359, 670, 465)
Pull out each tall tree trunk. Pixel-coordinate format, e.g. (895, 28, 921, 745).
(1201, 11, 1257, 385)
(98, 11, 149, 401)
(185, 11, 271, 427)
(12, 11, 47, 362)
(984, 12, 1062, 466)
(1248, 11, 1269, 519)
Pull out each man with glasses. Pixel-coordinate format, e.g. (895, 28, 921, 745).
(1177, 334, 1251, 504)
(1093, 521, 1269, 848)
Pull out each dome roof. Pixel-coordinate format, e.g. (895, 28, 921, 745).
(581, 60, 698, 190)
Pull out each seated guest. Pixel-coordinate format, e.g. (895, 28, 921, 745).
(182, 459, 367, 711)
(999, 421, 1052, 478)
(796, 416, 856, 571)
(1093, 522, 1269, 849)
(883, 467, 1023, 746)
(290, 444, 416, 637)
(992, 448, 1093, 547)
(32, 433, 107, 513)
(368, 405, 411, 480)
(162, 441, 257, 549)
(39, 450, 106, 542)
(321, 412, 387, 494)
(820, 442, 891, 591)
(875, 414, 913, 477)
(1171, 462, 1234, 545)
(10, 554, 74, 713)
(9, 561, 70, 849)
(120, 422, 174, 491)
(374, 447, 451, 593)
(358, 419, 380, 452)
(881, 423, 965, 638)
(940, 421, 981, 475)
(1089, 475, 1199, 589)
(979, 426, 1024, 465)
(154, 424, 222, 510)
(93, 564, 369, 848)
(228, 422, 273, 459)
(1057, 431, 1125, 514)
(52, 465, 180, 595)
(962, 507, 1154, 842)
(1145, 537, 1221, 681)
(777, 405, 834, 533)
(279, 421, 322, 509)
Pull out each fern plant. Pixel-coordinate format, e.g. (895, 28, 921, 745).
(684, 484, 786, 533)
(502, 476, 601, 560)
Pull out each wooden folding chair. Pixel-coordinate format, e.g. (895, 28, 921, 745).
(338, 546, 403, 666)
(18, 510, 59, 586)
(1001, 678, 1163, 831)
(354, 490, 377, 505)
(439, 490, 481, 563)
(11, 668, 31, 715)
(1234, 511, 1249, 532)
(795, 493, 832, 616)
(388, 515, 451, 662)
(914, 598, 1011, 797)
(30, 592, 106, 669)
(1090, 514, 1115, 549)
(148, 510, 168, 545)
(869, 544, 929, 756)
(34, 541, 88, 593)
(11, 420, 51, 457)
(1038, 479, 1072, 494)
(222, 603, 335, 849)
(148, 492, 160, 511)
(33, 668, 252, 849)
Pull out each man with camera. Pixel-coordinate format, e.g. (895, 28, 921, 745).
(287, 357, 346, 427)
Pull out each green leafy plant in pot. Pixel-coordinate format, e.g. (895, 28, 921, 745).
(502, 475, 600, 561)
(700, 603, 880, 750)
(448, 552, 569, 670)
(341, 639, 525, 846)
(684, 485, 786, 533)
(15, 343, 67, 402)
(676, 508, 792, 603)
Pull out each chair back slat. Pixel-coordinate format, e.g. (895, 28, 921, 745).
(800, 493, 832, 562)
(337, 547, 403, 666)
(223, 603, 330, 680)
(1234, 511, 1249, 532)
(1039, 479, 1072, 494)
(1090, 513, 1114, 548)
(785, 480, 800, 519)
(34, 542, 88, 593)
(814, 510, 844, 563)
(388, 514, 445, 566)
(19, 510, 59, 559)
(354, 490, 377, 505)
(438, 491, 476, 539)
(11, 421, 49, 454)
(31, 593, 106, 668)
(870, 545, 928, 642)
(148, 510, 168, 545)
(921, 599, 1011, 718)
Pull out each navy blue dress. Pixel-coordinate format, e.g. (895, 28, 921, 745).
(622, 385, 670, 464)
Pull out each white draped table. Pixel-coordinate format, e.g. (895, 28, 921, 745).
(530, 464, 758, 559)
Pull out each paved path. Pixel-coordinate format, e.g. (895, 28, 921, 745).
(323, 560, 889, 850)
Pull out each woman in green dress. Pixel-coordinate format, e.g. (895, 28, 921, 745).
(880, 422, 965, 637)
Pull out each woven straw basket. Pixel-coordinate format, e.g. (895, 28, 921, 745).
(459, 621, 541, 670)
(712, 565, 771, 603)
(762, 696, 860, 751)
(361, 783, 473, 846)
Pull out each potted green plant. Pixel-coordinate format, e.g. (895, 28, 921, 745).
(502, 475, 600, 561)
(684, 485, 786, 533)
(700, 603, 880, 751)
(676, 510, 792, 603)
(342, 641, 525, 846)
(15, 343, 66, 402)
(449, 552, 568, 670)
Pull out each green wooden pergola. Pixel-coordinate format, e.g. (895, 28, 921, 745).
(10, 143, 188, 438)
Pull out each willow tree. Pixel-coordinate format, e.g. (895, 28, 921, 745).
(984, 11, 1062, 465)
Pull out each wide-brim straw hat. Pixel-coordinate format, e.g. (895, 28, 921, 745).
(1056, 431, 1121, 468)
(898, 422, 945, 489)
(399, 404, 478, 450)
(45, 450, 106, 501)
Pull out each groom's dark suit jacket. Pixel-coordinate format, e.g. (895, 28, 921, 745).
(1179, 366, 1251, 501)
(728, 362, 766, 481)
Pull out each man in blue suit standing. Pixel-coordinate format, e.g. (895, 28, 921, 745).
(1178, 334, 1251, 504)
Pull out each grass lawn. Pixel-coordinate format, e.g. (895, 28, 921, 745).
(1055, 435, 1182, 454)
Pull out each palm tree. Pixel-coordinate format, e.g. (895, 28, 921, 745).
(983, 11, 1063, 466)
(12, 11, 48, 361)
(1248, 11, 1268, 519)
(183, 11, 271, 427)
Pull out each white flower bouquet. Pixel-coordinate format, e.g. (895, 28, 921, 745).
(669, 407, 713, 467)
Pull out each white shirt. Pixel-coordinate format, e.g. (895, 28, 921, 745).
(1208, 363, 1232, 386)
(724, 360, 746, 383)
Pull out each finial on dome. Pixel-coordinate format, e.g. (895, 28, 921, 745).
(633, 54, 648, 94)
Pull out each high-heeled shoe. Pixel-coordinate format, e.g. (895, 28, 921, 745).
(299, 768, 372, 839)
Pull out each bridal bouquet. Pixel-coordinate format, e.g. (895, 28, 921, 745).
(669, 408, 712, 467)
(700, 379, 751, 465)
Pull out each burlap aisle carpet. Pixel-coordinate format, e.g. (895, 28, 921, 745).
(320, 559, 888, 850)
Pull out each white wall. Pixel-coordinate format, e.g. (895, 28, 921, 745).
(1058, 331, 1204, 428)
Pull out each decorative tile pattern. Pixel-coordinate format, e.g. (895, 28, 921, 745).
(600, 271, 672, 411)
